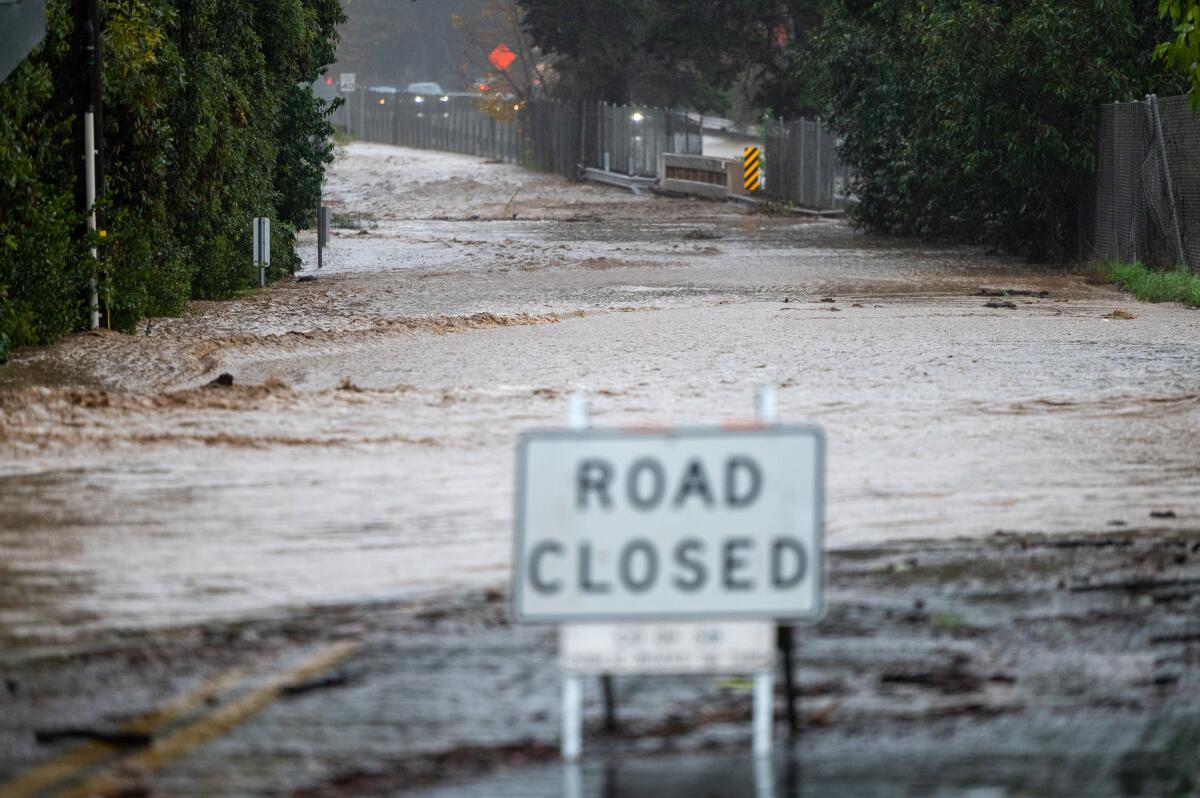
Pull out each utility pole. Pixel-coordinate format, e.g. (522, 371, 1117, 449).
(73, 0, 103, 330)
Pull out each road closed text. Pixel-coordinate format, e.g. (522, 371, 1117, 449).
(514, 428, 824, 621)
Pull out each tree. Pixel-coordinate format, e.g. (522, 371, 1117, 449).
(520, 0, 650, 103)
(452, 0, 550, 103)
(1156, 0, 1200, 105)
(519, 0, 821, 113)
(810, 0, 1184, 261)
(335, 0, 486, 89)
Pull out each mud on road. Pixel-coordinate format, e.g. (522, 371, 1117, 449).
(0, 142, 1199, 795)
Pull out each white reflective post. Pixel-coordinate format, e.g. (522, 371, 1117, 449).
(84, 111, 99, 330)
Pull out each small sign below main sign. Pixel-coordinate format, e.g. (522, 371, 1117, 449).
(561, 621, 774, 675)
(513, 426, 824, 623)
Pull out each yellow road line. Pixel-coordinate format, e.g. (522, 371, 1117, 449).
(0, 664, 250, 798)
(53, 641, 358, 798)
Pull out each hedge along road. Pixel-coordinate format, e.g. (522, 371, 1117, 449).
(0, 140, 1199, 649)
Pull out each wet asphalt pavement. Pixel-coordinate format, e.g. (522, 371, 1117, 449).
(2, 530, 1198, 796)
(1, 141, 1199, 795)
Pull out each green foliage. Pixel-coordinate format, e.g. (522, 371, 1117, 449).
(810, 0, 1182, 261)
(1105, 261, 1200, 305)
(0, 0, 344, 350)
(1155, 1, 1200, 106)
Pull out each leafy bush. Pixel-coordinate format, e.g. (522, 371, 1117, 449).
(1106, 261, 1200, 305)
(0, 0, 344, 357)
(810, 0, 1184, 261)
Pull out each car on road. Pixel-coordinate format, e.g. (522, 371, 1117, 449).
(405, 82, 450, 105)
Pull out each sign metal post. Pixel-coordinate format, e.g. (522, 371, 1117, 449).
(561, 392, 589, 763)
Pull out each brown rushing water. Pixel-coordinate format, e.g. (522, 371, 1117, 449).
(2, 141, 1199, 648)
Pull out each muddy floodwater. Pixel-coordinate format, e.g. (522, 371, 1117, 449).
(2, 141, 1200, 647)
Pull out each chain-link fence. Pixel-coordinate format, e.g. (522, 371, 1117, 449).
(337, 89, 702, 181)
(1089, 94, 1200, 272)
(763, 118, 853, 211)
(585, 103, 702, 177)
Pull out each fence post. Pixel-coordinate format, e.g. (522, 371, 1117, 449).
(1146, 94, 1188, 270)
(815, 119, 824, 209)
(798, 120, 807, 207)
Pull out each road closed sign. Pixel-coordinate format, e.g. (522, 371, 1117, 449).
(513, 426, 824, 622)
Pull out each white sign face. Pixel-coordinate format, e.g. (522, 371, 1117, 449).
(560, 622, 774, 675)
(339, 72, 356, 93)
(513, 426, 824, 622)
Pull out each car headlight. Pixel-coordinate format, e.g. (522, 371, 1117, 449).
(414, 95, 425, 104)
(440, 95, 449, 103)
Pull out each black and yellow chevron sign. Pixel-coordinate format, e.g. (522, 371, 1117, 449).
(743, 146, 762, 191)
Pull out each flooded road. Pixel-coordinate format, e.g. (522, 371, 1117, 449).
(2, 529, 1196, 797)
(2, 141, 1200, 647)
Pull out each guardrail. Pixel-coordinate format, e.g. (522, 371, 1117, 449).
(659, 153, 739, 200)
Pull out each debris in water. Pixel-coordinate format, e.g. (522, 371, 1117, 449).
(1150, 510, 1177, 519)
(806, 700, 840, 726)
(281, 672, 353, 698)
(984, 300, 1018, 309)
(880, 654, 982, 695)
(820, 297, 836, 303)
(1105, 309, 1136, 320)
(297, 275, 318, 283)
(36, 728, 153, 747)
(1069, 576, 1200, 594)
(979, 288, 1050, 298)
(208, 373, 235, 387)
(1151, 632, 1200, 645)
